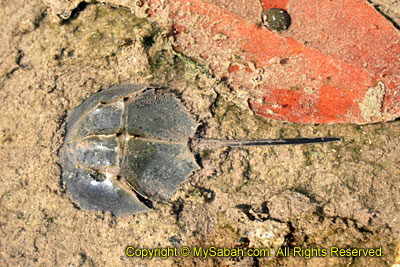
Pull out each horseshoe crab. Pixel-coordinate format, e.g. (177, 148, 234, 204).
(60, 84, 340, 216)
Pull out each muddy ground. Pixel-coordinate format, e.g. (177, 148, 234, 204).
(0, 0, 399, 266)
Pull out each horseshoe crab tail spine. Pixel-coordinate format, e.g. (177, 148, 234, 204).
(191, 137, 342, 150)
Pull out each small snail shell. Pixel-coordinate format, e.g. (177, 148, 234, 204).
(262, 8, 292, 32)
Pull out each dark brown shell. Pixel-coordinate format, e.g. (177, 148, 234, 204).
(262, 8, 292, 32)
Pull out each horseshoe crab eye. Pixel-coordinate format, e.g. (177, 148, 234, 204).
(262, 8, 292, 32)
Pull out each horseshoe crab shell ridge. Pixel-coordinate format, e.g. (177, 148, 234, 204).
(60, 84, 199, 216)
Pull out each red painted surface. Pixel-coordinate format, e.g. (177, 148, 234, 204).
(149, 0, 400, 124)
(260, 0, 289, 10)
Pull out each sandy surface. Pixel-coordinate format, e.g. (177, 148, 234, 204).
(0, 0, 399, 266)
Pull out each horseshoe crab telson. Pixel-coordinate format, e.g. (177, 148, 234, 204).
(59, 84, 340, 216)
